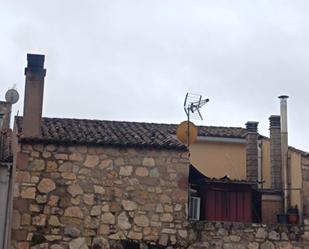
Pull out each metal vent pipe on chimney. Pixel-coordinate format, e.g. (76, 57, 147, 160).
(279, 95, 289, 213)
(22, 54, 46, 138)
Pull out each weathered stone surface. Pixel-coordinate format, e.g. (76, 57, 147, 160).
(277, 242, 292, 249)
(281, 232, 289, 241)
(178, 230, 188, 239)
(128, 231, 143, 240)
(48, 215, 60, 226)
(84, 155, 99, 168)
(230, 235, 241, 242)
(92, 236, 110, 249)
(143, 157, 155, 167)
(12, 210, 20, 229)
(36, 194, 47, 204)
(149, 168, 160, 178)
(134, 215, 149, 227)
(46, 161, 57, 172)
(135, 167, 149, 177)
(256, 228, 268, 239)
(55, 153, 68, 160)
(37, 178, 56, 193)
(48, 195, 59, 206)
(21, 213, 31, 225)
(32, 214, 47, 226)
(67, 184, 83, 197)
(44, 235, 62, 241)
(101, 212, 115, 224)
(90, 205, 101, 216)
(161, 213, 173, 222)
(122, 200, 137, 210)
(98, 159, 113, 169)
(114, 158, 125, 166)
(16, 171, 31, 183)
(247, 242, 259, 249)
(160, 194, 172, 204)
(58, 162, 72, 172)
(29, 159, 45, 171)
(69, 153, 84, 161)
(162, 228, 176, 234)
(269, 230, 280, 241)
(159, 234, 169, 246)
(83, 194, 95, 205)
(261, 241, 275, 249)
(61, 172, 76, 180)
(50, 245, 64, 249)
(21, 187, 36, 199)
(99, 224, 110, 235)
(108, 231, 126, 240)
(29, 204, 40, 212)
(223, 243, 234, 249)
(69, 237, 88, 249)
(65, 226, 81, 238)
(235, 245, 245, 249)
(119, 166, 133, 176)
(64, 207, 83, 218)
(117, 212, 131, 230)
(94, 185, 105, 194)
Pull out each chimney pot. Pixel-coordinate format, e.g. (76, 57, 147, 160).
(269, 115, 281, 128)
(25, 54, 46, 76)
(278, 95, 289, 100)
(246, 121, 258, 133)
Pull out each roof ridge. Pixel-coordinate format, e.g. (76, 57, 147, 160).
(16, 116, 246, 130)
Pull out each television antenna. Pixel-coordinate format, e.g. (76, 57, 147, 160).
(176, 93, 209, 148)
(184, 93, 209, 121)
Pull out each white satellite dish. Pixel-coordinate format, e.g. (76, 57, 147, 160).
(5, 88, 19, 104)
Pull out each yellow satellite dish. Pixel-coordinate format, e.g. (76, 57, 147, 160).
(176, 121, 198, 146)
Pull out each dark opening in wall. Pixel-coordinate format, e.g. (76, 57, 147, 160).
(122, 240, 140, 249)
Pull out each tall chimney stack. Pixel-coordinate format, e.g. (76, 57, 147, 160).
(22, 54, 46, 138)
(269, 115, 282, 190)
(246, 121, 259, 182)
(279, 95, 289, 212)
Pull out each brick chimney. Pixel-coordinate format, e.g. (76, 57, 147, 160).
(246, 121, 259, 182)
(22, 54, 46, 138)
(269, 115, 282, 190)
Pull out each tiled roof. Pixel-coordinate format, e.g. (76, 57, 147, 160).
(189, 165, 256, 185)
(15, 117, 246, 150)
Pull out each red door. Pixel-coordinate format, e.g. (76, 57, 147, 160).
(201, 183, 252, 223)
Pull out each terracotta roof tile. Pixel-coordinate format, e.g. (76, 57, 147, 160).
(15, 117, 246, 149)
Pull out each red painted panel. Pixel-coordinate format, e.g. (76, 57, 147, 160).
(243, 191, 252, 222)
(201, 184, 253, 223)
(229, 192, 237, 222)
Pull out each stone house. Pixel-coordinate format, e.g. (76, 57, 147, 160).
(0, 100, 13, 249)
(5, 53, 309, 249)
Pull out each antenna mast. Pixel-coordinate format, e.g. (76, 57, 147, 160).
(183, 93, 209, 147)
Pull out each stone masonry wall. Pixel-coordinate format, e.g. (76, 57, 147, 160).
(186, 221, 306, 249)
(302, 156, 309, 217)
(11, 143, 189, 249)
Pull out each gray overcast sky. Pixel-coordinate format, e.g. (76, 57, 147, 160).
(1, 1, 309, 151)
